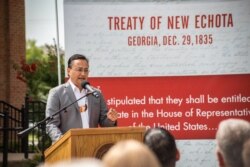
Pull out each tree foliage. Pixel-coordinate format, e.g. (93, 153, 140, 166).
(14, 40, 65, 101)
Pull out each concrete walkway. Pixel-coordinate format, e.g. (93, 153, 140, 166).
(0, 153, 40, 167)
(0, 153, 25, 162)
(0, 153, 36, 162)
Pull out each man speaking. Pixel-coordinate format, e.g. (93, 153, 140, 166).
(45, 54, 118, 143)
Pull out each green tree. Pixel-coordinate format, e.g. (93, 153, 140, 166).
(13, 40, 65, 100)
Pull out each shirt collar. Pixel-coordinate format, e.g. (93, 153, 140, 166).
(69, 79, 86, 93)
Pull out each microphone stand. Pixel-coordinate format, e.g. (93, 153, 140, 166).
(17, 92, 94, 138)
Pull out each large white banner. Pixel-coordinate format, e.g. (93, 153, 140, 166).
(64, 1, 250, 167)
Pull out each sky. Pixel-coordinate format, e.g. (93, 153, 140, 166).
(25, 0, 65, 48)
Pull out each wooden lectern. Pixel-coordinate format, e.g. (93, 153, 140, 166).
(44, 127, 146, 163)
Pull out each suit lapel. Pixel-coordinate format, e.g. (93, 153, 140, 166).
(65, 82, 80, 112)
(88, 94, 93, 127)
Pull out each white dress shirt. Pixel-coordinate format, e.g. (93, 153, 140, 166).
(69, 80, 89, 128)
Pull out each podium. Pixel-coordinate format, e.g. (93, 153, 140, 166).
(44, 127, 146, 163)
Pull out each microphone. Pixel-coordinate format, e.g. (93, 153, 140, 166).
(81, 81, 99, 98)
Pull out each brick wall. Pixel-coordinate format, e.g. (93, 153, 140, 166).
(0, 0, 26, 108)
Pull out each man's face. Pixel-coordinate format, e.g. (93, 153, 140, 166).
(67, 59, 89, 89)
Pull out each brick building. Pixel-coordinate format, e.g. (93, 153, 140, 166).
(0, 0, 27, 108)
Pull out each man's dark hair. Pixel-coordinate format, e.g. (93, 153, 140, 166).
(143, 128, 177, 167)
(67, 54, 89, 68)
